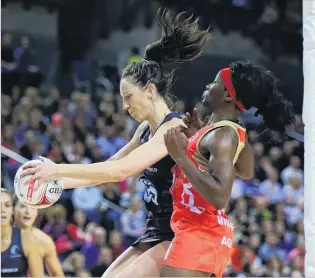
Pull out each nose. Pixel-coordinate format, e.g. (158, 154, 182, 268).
(1, 203, 5, 212)
(25, 206, 31, 214)
(122, 101, 130, 111)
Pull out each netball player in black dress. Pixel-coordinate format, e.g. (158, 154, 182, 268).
(1, 188, 44, 277)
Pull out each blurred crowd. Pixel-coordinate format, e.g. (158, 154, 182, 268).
(2, 32, 304, 278)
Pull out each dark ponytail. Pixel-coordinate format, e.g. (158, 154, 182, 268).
(122, 8, 211, 107)
(230, 61, 295, 133)
(144, 8, 211, 64)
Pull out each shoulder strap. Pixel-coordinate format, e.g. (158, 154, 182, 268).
(198, 120, 246, 165)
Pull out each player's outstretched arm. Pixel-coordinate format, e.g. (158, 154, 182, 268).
(61, 121, 147, 189)
(21, 118, 183, 186)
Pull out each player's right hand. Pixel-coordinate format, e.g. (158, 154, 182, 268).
(182, 108, 209, 138)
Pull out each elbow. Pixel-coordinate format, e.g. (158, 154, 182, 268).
(206, 186, 226, 210)
(242, 170, 253, 180)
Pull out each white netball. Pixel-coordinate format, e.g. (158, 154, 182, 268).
(14, 160, 64, 209)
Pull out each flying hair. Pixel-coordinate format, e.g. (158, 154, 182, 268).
(121, 8, 211, 108)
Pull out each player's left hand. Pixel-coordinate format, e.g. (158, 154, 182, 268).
(21, 156, 58, 185)
(164, 126, 188, 161)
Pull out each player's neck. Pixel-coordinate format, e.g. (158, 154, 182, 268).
(209, 106, 239, 124)
(1, 224, 12, 239)
(147, 99, 171, 134)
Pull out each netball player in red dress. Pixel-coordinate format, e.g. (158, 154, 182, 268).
(162, 61, 296, 277)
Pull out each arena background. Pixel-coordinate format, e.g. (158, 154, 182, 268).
(1, 0, 305, 277)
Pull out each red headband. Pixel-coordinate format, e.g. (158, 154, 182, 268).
(220, 67, 245, 111)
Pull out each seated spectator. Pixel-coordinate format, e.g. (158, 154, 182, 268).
(63, 251, 86, 277)
(90, 246, 113, 277)
(108, 230, 125, 260)
(72, 185, 103, 223)
(43, 204, 73, 260)
(259, 167, 284, 204)
(100, 183, 121, 206)
(81, 226, 107, 270)
(1, 32, 19, 95)
(119, 177, 142, 208)
(287, 236, 305, 271)
(281, 156, 303, 185)
(76, 270, 92, 277)
(283, 173, 304, 205)
(259, 233, 286, 263)
(265, 255, 284, 277)
(120, 197, 145, 246)
(67, 210, 89, 245)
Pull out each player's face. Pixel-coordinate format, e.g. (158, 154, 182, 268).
(202, 72, 226, 111)
(120, 78, 154, 122)
(1, 192, 13, 226)
(14, 200, 38, 228)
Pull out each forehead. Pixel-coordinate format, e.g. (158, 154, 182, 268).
(120, 78, 139, 94)
(1, 192, 12, 202)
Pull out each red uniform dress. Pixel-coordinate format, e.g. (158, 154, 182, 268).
(163, 120, 246, 277)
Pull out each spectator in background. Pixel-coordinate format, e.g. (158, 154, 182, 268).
(283, 173, 304, 226)
(95, 125, 127, 159)
(259, 167, 284, 204)
(67, 210, 91, 245)
(63, 251, 86, 277)
(90, 246, 114, 277)
(108, 230, 124, 260)
(1, 32, 18, 95)
(44, 204, 73, 260)
(281, 155, 303, 185)
(287, 236, 305, 273)
(119, 177, 142, 209)
(266, 255, 284, 277)
(71, 185, 103, 223)
(81, 226, 107, 270)
(76, 270, 91, 277)
(282, 173, 303, 205)
(259, 233, 286, 263)
(120, 197, 145, 246)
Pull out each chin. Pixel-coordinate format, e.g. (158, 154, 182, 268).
(131, 115, 142, 122)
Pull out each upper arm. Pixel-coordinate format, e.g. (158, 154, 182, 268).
(235, 140, 254, 179)
(22, 231, 45, 277)
(117, 118, 183, 179)
(108, 121, 147, 161)
(43, 234, 64, 277)
(205, 128, 238, 197)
